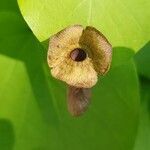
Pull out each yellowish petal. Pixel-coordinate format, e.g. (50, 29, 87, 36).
(51, 58, 97, 88)
(79, 26, 112, 75)
(47, 25, 84, 68)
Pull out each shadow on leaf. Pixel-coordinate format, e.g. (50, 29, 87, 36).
(0, 118, 15, 150)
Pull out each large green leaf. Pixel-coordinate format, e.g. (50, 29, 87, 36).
(0, 0, 139, 150)
(17, 0, 150, 52)
(134, 78, 150, 150)
(133, 42, 150, 150)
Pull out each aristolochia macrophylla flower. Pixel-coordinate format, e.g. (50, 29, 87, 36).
(47, 25, 112, 116)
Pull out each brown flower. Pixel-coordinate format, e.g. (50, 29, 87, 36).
(47, 25, 112, 116)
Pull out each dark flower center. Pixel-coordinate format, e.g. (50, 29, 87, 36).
(70, 48, 87, 62)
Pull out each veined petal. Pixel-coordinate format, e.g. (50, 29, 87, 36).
(48, 25, 84, 67)
(51, 58, 98, 88)
(79, 26, 112, 75)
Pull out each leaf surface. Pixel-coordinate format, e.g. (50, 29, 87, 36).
(18, 0, 150, 51)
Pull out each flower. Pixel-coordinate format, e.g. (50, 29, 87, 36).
(47, 25, 112, 116)
(47, 25, 112, 88)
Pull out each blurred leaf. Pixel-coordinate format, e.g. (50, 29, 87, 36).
(111, 47, 134, 68)
(17, 0, 150, 51)
(0, 0, 139, 150)
(0, 119, 14, 150)
(134, 78, 150, 150)
(134, 41, 150, 79)
(134, 42, 150, 150)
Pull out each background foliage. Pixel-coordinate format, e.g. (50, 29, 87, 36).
(0, 0, 149, 150)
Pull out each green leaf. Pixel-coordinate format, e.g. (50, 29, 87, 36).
(134, 42, 150, 79)
(0, 0, 139, 150)
(134, 78, 150, 150)
(17, 0, 150, 52)
(133, 42, 150, 150)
